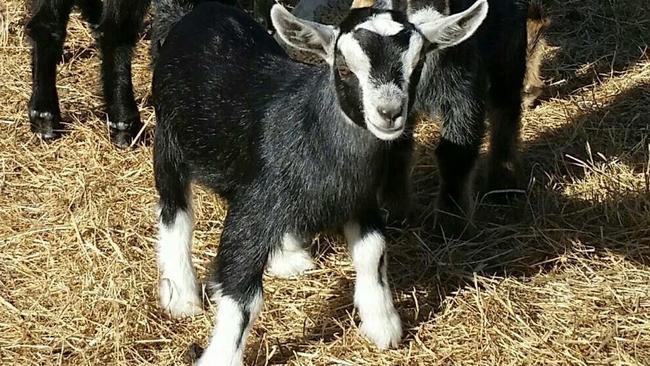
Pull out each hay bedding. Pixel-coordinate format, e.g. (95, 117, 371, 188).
(1, 0, 649, 364)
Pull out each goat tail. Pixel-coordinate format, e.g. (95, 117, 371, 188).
(150, 0, 200, 62)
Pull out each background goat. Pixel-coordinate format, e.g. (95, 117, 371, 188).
(26, 0, 152, 146)
(25, 0, 264, 146)
(151, 0, 488, 364)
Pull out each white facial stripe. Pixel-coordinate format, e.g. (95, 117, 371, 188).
(355, 13, 405, 36)
(365, 34, 423, 140)
(339, 33, 405, 139)
(336, 29, 425, 141)
(337, 33, 371, 77)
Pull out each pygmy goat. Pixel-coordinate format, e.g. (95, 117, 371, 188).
(279, 0, 541, 234)
(152, 0, 488, 364)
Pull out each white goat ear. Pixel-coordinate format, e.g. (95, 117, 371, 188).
(271, 4, 336, 62)
(410, 0, 488, 50)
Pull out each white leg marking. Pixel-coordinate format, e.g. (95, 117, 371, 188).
(157, 208, 202, 317)
(345, 222, 402, 349)
(266, 233, 315, 278)
(196, 292, 263, 366)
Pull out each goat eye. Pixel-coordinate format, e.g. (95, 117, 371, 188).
(337, 65, 352, 78)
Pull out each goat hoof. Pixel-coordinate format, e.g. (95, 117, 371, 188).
(159, 278, 203, 318)
(109, 120, 143, 148)
(484, 161, 523, 204)
(359, 309, 402, 349)
(28, 108, 61, 140)
(266, 248, 315, 278)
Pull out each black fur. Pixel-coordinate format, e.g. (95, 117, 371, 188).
(155, 1, 404, 296)
(152, 2, 427, 360)
(405, 0, 528, 232)
(26, 0, 151, 146)
(25, 0, 269, 146)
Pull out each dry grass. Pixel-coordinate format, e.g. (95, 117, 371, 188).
(1, 0, 649, 365)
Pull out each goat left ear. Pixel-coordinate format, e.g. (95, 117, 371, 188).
(271, 4, 337, 63)
(410, 0, 488, 50)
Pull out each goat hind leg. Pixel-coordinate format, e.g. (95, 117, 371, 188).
(155, 151, 202, 317)
(26, 0, 75, 139)
(485, 94, 523, 202)
(485, 48, 526, 201)
(484, 7, 527, 201)
(434, 87, 485, 238)
(266, 232, 314, 278)
(96, 0, 150, 147)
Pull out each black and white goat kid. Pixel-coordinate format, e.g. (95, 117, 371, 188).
(152, 0, 488, 364)
(278, 0, 535, 234)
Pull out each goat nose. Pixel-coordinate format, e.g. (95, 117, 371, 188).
(377, 106, 403, 126)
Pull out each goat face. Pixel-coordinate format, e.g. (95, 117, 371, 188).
(272, 0, 489, 141)
(333, 10, 423, 140)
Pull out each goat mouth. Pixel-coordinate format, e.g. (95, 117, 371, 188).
(369, 121, 404, 133)
(367, 121, 404, 140)
(373, 125, 402, 133)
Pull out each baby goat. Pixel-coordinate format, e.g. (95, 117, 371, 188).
(279, 0, 540, 233)
(152, 0, 488, 364)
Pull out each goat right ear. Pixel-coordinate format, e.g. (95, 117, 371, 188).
(410, 0, 488, 51)
(271, 4, 336, 63)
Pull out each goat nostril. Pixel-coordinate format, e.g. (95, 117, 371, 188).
(378, 107, 402, 123)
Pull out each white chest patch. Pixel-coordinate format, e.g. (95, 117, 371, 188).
(355, 13, 404, 36)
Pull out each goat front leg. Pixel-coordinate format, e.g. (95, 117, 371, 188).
(26, 0, 75, 139)
(197, 208, 269, 366)
(485, 29, 527, 201)
(434, 77, 485, 238)
(345, 210, 402, 349)
(96, 0, 150, 147)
